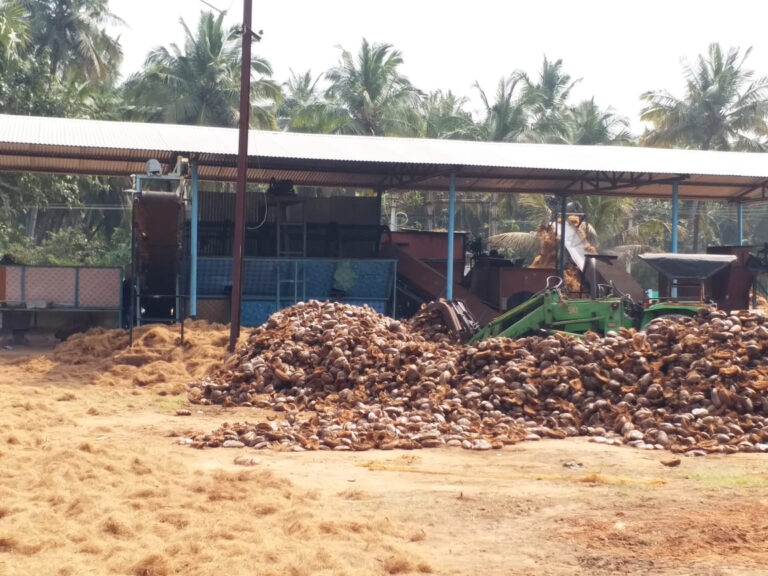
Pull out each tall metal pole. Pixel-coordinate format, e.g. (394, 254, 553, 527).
(374, 187, 383, 227)
(738, 201, 744, 246)
(129, 192, 136, 345)
(446, 174, 456, 300)
(190, 160, 199, 319)
(229, 0, 253, 352)
(559, 195, 567, 280)
(135, 177, 143, 328)
(671, 182, 679, 299)
(671, 182, 679, 253)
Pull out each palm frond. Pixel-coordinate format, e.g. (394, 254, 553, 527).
(488, 232, 541, 262)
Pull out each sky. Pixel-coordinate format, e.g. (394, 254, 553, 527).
(110, 0, 768, 133)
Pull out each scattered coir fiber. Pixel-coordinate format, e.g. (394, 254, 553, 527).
(46, 320, 245, 392)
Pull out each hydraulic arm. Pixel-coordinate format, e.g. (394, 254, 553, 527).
(467, 289, 634, 344)
(464, 278, 701, 344)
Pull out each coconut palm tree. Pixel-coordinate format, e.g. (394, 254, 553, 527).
(517, 194, 552, 226)
(470, 73, 531, 235)
(573, 196, 633, 247)
(562, 99, 633, 145)
(0, 1, 28, 66)
(324, 38, 423, 136)
(22, 0, 123, 81)
(278, 69, 348, 133)
(473, 57, 583, 144)
(522, 56, 580, 143)
(278, 69, 322, 129)
(641, 43, 768, 250)
(418, 90, 475, 139)
(488, 231, 541, 264)
(472, 74, 529, 142)
(413, 90, 477, 229)
(123, 10, 279, 128)
(452, 76, 531, 234)
(642, 43, 768, 152)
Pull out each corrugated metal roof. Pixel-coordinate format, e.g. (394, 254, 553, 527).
(1, 113, 767, 201)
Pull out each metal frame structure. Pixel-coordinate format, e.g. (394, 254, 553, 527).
(2, 112, 768, 337)
(128, 168, 189, 345)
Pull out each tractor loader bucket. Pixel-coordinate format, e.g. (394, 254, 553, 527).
(426, 300, 480, 342)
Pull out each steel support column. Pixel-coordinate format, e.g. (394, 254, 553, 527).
(559, 195, 567, 279)
(738, 201, 744, 246)
(374, 187, 384, 227)
(671, 182, 679, 298)
(133, 177, 142, 329)
(190, 160, 199, 318)
(446, 174, 456, 300)
(671, 182, 679, 253)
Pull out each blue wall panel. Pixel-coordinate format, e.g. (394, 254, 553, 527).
(242, 300, 279, 327)
(196, 257, 395, 327)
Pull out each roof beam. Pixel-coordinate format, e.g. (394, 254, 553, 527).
(731, 180, 768, 200)
(560, 171, 593, 192)
(556, 172, 688, 195)
(376, 165, 460, 191)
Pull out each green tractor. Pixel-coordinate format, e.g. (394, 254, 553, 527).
(466, 276, 699, 344)
(431, 253, 738, 344)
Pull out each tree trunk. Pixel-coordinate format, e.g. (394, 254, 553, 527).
(389, 195, 398, 232)
(425, 191, 435, 231)
(26, 206, 39, 241)
(489, 195, 499, 237)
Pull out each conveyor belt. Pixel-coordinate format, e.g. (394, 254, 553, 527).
(380, 244, 497, 326)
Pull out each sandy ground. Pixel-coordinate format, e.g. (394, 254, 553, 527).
(2, 345, 768, 576)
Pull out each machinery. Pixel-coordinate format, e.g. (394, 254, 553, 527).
(466, 276, 700, 344)
(129, 157, 189, 328)
(641, 253, 737, 304)
(424, 251, 751, 344)
(748, 244, 768, 305)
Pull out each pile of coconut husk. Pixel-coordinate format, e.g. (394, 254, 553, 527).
(187, 300, 768, 455)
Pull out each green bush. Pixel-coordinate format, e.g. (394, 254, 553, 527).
(0, 226, 130, 267)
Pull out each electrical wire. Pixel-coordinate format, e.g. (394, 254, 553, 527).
(199, 0, 226, 15)
(246, 191, 269, 230)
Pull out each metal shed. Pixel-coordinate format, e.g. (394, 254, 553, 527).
(1, 113, 767, 331)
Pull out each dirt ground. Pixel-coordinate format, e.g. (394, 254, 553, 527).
(2, 345, 768, 576)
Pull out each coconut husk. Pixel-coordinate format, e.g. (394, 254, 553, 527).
(530, 226, 558, 269)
